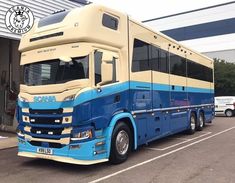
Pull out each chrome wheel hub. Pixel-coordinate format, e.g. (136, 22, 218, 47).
(116, 130, 129, 155)
(199, 115, 204, 127)
(191, 116, 196, 130)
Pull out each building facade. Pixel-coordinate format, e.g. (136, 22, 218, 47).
(0, 0, 86, 131)
(143, 1, 235, 63)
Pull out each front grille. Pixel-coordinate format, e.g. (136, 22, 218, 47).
(49, 143, 62, 148)
(29, 108, 63, 115)
(25, 107, 71, 145)
(29, 141, 63, 148)
(29, 141, 41, 146)
(31, 127, 63, 136)
(31, 117, 62, 125)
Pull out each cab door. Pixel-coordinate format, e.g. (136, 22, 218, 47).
(91, 49, 128, 129)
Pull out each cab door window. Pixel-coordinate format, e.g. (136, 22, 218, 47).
(94, 50, 119, 86)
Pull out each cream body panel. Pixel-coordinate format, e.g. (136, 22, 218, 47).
(19, 5, 128, 52)
(152, 72, 169, 85)
(170, 74, 187, 87)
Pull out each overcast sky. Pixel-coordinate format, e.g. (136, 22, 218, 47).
(91, 0, 232, 21)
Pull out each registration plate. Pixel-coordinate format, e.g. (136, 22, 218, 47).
(37, 147, 53, 155)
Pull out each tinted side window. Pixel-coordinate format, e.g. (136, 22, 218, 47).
(132, 39, 150, 72)
(204, 66, 213, 82)
(170, 53, 186, 76)
(94, 51, 102, 85)
(207, 67, 213, 82)
(188, 61, 202, 80)
(159, 50, 169, 73)
(38, 11, 69, 28)
(151, 46, 169, 74)
(187, 60, 213, 82)
(151, 45, 160, 71)
(102, 13, 118, 30)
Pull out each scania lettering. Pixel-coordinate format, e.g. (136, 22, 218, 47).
(16, 5, 214, 165)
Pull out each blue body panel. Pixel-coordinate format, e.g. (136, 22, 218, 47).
(17, 81, 214, 162)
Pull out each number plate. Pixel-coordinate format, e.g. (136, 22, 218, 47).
(37, 147, 53, 155)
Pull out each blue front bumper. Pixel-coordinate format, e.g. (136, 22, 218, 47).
(18, 137, 109, 165)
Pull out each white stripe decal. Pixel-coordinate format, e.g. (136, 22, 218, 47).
(132, 103, 214, 114)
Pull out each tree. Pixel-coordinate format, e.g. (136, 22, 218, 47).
(214, 59, 235, 96)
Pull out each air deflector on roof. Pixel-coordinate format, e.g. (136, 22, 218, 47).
(38, 11, 70, 28)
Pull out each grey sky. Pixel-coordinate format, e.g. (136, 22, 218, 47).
(91, 0, 233, 21)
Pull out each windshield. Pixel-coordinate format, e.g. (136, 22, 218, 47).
(23, 55, 89, 86)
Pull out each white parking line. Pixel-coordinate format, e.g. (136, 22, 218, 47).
(89, 126, 235, 183)
(168, 137, 189, 141)
(146, 131, 212, 151)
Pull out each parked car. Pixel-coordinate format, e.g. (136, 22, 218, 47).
(215, 96, 235, 117)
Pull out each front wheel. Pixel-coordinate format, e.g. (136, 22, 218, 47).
(109, 122, 132, 164)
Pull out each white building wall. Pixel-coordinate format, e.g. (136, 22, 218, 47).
(144, 3, 235, 31)
(143, 2, 235, 62)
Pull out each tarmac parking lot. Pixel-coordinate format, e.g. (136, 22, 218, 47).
(0, 117, 235, 183)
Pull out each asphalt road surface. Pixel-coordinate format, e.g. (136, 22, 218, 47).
(0, 117, 235, 183)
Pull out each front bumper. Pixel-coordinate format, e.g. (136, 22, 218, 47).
(18, 152, 108, 165)
(18, 137, 108, 165)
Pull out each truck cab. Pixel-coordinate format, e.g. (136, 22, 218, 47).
(17, 5, 133, 165)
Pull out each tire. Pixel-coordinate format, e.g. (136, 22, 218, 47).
(109, 122, 132, 164)
(225, 109, 233, 117)
(187, 113, 196, 134)
(197, 112, 205, 131)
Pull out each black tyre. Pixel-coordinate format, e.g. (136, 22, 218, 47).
(197, 112, 205, 131)
(109, 122, 132, 164)
(225, 109, 233, 117)
(187, 113, 196, 134)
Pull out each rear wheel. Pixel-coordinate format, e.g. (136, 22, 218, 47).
(197, 112, 205, 131)
(188, 113, 196, 134)
(109, 122, 132, 164)
(225, 109, 233, 117)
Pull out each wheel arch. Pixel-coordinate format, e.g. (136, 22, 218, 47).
(225, 108, 234, 117)
(197, 109, 205, 121)
(105, 112, 138, 158)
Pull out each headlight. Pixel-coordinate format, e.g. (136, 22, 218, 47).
(63, 94, 75, 101)
(71, 129, 93, 141)
(18, 96, 28, 102)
